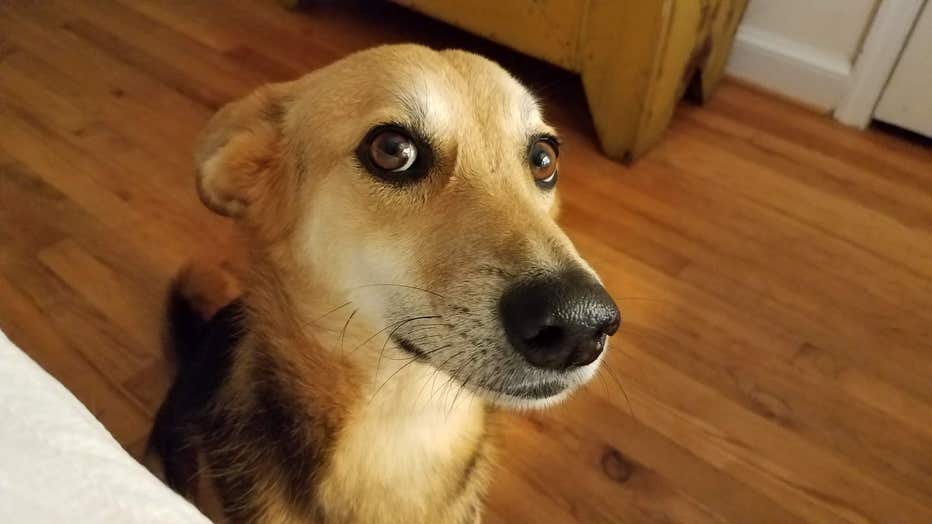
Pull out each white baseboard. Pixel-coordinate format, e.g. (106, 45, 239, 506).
(725, 26, 852, 112)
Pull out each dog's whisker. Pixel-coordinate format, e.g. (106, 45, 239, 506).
(376, 317, 443, 374)
(602, 360, 635, 420)
(351, 315, 441, 353)
(369, 347, 457, 405)
(435, 348, 464, 374)
(350, 283, 445, 298)
(393, 325, 450, 345)
(439, 370, 460, 410)
(399, 323, 451, 337)
(404, 332, 445, 344)
(302, 300, 352, 328)
(595, 366, 612, 399)
(339, 309, 359, 353)
(488, 371, 507, 407)
(407, 364, 439, 413)
(370, 344, 463, 402)
(413, 344, 461, 408)
(428, 351, 466, 404)
(444, 359, 470, 400)
(368, 358, 421, 404)
(416, 359, 448, 407)
(449, 368, 478, 418)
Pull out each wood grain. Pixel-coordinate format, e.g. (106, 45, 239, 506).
(1, 1, 931, 522)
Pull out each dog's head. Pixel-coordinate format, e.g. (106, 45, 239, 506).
(195, 45, 619, 408)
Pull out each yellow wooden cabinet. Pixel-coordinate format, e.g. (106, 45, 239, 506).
(392, 0, 748, 162)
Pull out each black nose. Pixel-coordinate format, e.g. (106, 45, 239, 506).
(499, 269, 620, 370)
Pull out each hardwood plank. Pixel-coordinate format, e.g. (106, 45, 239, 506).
(0, 158, 156, 380)
(0, 71, 229, 267)
(38, 239, 161, 358)
(122, 0, 343, 72)
(1, 5, 210, 167)
(54, 0, 270, 109)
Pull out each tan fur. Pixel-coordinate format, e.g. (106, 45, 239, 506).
(158, 44, 611, 523)
(173, 260, 241, 319)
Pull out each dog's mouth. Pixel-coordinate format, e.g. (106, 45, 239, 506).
(491, 380, 568, 399)
(392, 335, 573, 402)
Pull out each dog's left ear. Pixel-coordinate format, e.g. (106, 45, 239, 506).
(193, 84, 292, 218)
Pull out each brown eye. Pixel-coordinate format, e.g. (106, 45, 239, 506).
(529, 139, 559, 188)
(369, 130, 418, 173)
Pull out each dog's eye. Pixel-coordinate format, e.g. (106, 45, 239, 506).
(369, 130, 418, 173)
(529, 139, 559, 188)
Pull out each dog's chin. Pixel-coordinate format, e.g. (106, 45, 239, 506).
(474, 385, 573, 410)
(469, 359, 602, 411)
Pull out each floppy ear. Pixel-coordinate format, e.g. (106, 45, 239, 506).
(194, 85, 291, 218)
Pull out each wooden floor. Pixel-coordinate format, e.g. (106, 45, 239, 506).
(2, 1, 932, 522)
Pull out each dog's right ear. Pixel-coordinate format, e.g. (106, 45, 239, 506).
(193, 85, 291, 218)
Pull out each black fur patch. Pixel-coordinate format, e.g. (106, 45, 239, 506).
(153, 292, 333, 521)
(247, 353, 334, 511)
(150, 297, 243, 496)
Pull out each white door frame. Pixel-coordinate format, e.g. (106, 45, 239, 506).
(834, 0, 926, 127)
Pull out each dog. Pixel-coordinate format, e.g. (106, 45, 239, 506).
(149, 44, 620, 523)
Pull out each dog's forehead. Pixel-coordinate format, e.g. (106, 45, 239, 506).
(362, 47, 544, 136)
(442, 50, 545, 131)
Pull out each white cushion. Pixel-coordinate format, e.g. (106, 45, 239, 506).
(0, 329, 208, 523)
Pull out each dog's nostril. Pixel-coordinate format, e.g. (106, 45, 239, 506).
(601, 315, 621, 337)
(527, 325, 564, 349)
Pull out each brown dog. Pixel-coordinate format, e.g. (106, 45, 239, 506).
(150, 44, 620, 523)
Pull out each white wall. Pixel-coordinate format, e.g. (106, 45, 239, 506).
(726, 0, 880, 110)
